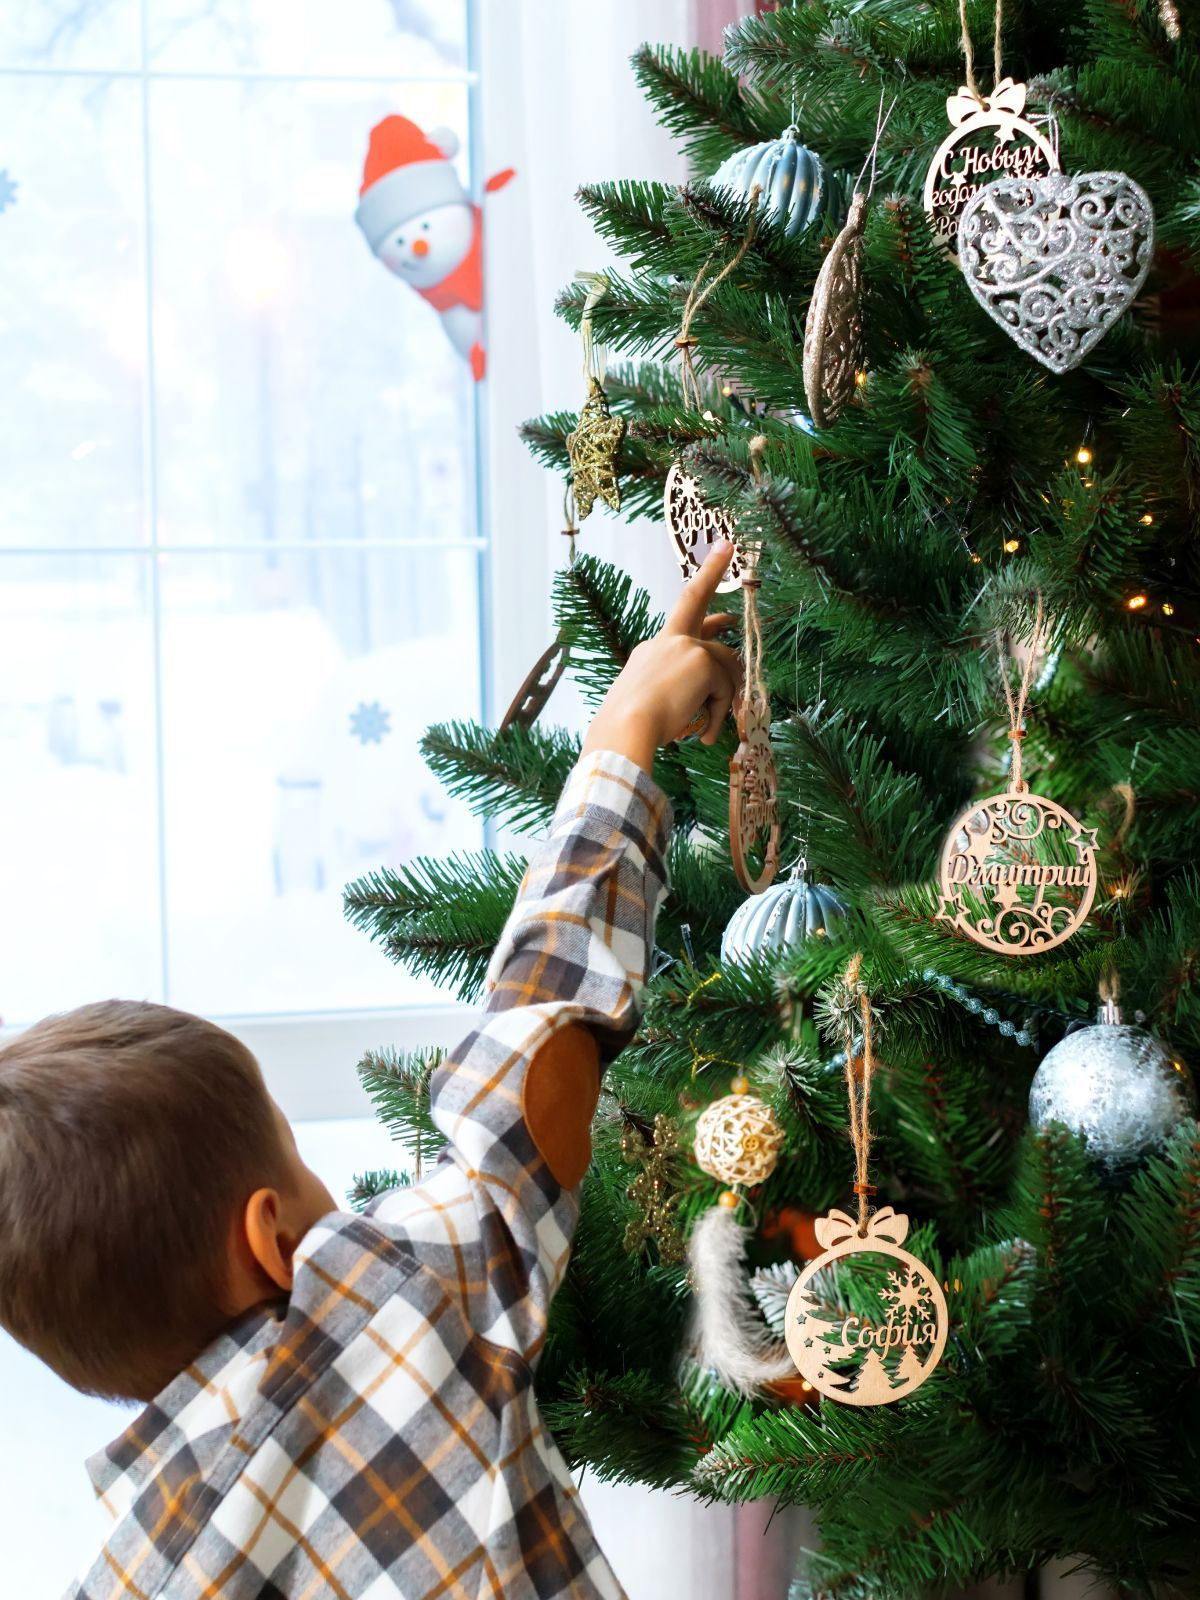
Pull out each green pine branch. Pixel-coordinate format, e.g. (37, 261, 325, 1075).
(343, 850, 526, 999)
(420, 720, 580, 835)
(357, 1045, 446, 1167)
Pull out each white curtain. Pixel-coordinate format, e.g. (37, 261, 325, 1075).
(476, 6, 815, 1597)
(479, 0, 696, 734)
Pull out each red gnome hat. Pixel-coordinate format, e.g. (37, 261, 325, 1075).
(354, 115, 468, 255)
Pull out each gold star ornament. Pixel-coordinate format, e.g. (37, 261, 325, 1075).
(566, 377, 625, 519)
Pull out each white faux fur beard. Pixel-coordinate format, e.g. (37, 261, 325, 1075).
(685, 1205, 797, 1395)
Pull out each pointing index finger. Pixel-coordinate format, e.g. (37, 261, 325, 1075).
(666, 541, 735, 636)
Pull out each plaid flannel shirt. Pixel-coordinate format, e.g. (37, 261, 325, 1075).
(68, 750, 672, 1600)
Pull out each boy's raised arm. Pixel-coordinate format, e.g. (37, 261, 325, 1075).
(373, 543, 739, 1360)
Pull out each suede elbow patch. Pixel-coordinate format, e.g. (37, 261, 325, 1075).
(522, 1024, 601, 1189)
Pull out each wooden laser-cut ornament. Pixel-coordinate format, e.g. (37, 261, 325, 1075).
(923, 77, 1058, 254)
(938, 599, 1098, 954)
(664, 462, 747, 594)
(784, 1207, 948, 1405)
(498, 635, 569, 734)
(663, 190, 763, 594)
(729, 688, 780, 894)
(937, 787, 1099, 954)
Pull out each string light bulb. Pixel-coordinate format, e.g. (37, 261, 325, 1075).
(1003, 538, 1020, 553)
(1075, 445, 1092, 465)
(1140, 513, 1154, 525)
(1128, 594, 1148, 611)
(854, 370, 867, 387)
(1163, 603, 1175, 617)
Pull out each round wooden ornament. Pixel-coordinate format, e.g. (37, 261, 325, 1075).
(729, 688, 780, 895)
(803, 192, 866, 428)
(923, 78, 1058, 254)
(664, 462, 747, 594)
(937, 785, 1098, 955)
(784, 1207, 948, 1405)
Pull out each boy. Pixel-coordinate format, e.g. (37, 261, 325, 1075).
(0, 544, 739, 1600)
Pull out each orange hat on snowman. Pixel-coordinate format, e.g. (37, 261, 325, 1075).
(354, 114, 469, 254)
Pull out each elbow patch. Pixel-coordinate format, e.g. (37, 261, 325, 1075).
(522, 1024, 601, 1189)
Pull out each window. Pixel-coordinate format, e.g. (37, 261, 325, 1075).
(0, 0, 485, 1027)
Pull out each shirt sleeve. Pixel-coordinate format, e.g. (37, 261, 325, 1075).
(373, 748, 671, 1362)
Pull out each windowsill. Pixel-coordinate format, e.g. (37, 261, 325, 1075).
(214, 1003, 474, 1120)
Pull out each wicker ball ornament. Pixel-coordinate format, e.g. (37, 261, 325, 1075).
(693, 1077, 785, 1189)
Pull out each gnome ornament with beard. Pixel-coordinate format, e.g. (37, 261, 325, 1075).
(355, 114, 514, 380)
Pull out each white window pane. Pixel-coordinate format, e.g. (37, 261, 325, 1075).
(292, 1114, 407, 1207)
(158, 547, 483, 1015)
(148, 78, 475, 549)
(147, 0, 466, 76)
(0, 555, 161, 1023)
(0, 79, 146, 549)
(0, 0, 139, 70)
(0, 1331, 128, 1598)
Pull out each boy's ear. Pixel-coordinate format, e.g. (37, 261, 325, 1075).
(243, 1188, 295, 1292)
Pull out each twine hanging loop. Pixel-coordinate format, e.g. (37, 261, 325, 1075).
(839, 952, 878, 1236)
(676, 186, 762, 412)
(996, 593, 1046, 794)
(958, 0, 1005, 107)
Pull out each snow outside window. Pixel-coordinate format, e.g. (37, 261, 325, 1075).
(0, 0, 484, 1031)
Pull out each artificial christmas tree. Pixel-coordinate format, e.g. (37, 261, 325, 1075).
(346, 4, 1200, 1594)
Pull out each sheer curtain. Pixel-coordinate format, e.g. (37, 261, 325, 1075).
(478, 5, 814, 1597)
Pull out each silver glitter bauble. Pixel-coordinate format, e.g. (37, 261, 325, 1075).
(958, 170, 1155, 373)
(710, 126, 843, 240)
(1028, 1012, 1195, 1176)
(721, 873, 846, 966)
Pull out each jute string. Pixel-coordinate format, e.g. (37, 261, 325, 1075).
(841, 952, 877, 1236)
(741, 435, 770, 713)
(1111, 781, 1136, 850)
(676, 186, 762, 413)
(958, 0, 1004, 106)
(995, 593, 1046, 794)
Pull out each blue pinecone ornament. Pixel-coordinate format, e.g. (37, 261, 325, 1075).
(710, 126, 843, 240)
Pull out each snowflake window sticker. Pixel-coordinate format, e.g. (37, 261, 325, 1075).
(349, 701, 391, 745)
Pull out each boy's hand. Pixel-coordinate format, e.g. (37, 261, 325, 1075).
(580, 542, 742, 775)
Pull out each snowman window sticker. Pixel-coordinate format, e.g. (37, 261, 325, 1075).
(354, 115, 515, 381)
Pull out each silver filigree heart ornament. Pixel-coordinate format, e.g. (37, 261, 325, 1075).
(958, 170, 1155, 373)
